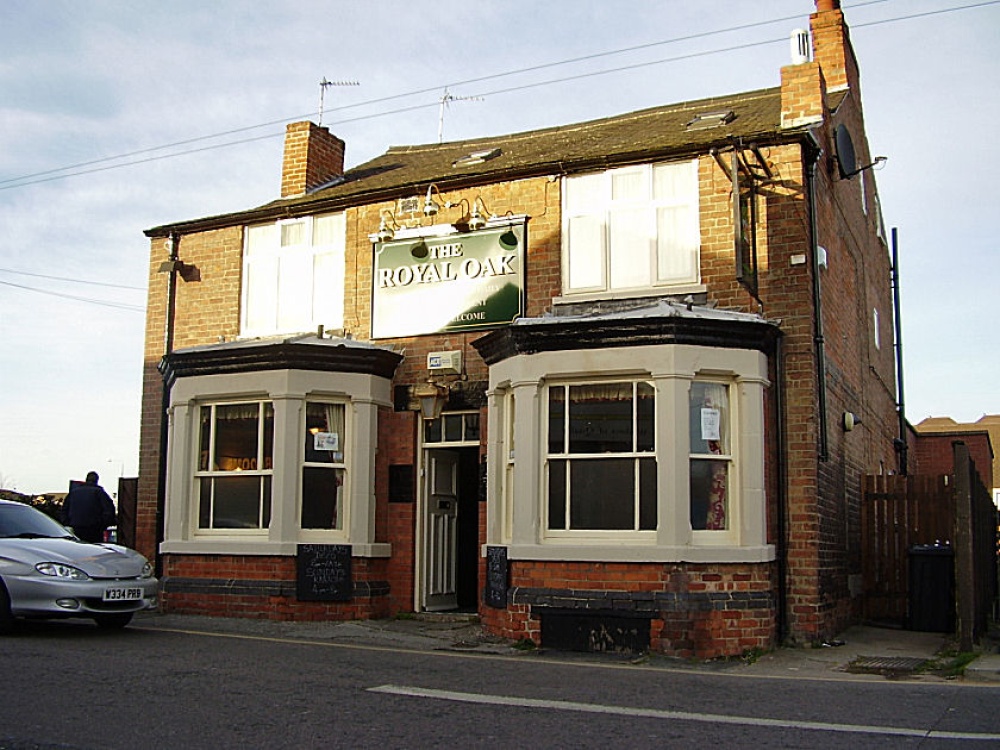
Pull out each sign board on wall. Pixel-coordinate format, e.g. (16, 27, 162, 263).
(372, 222, 525, 339)
(296, 544, 352, 601)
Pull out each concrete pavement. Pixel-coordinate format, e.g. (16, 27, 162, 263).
(133, 611, 1000, 684)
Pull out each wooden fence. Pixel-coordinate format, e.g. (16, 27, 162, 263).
(861, 473, 953, 623)
(861, 445, 998, 642)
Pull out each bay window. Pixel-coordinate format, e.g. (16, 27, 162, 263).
(486, 344, 771, 562)
(562, 160, 700, 296)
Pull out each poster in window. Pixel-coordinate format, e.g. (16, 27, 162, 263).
(314, 432, 339, 451)
(701, 408, 721, 442)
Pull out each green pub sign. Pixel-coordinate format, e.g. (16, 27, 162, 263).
(372, 222, 525, 339)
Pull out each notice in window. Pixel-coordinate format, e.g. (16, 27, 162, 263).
(314, 432, 339, 451)
(701, 408, 721, 442)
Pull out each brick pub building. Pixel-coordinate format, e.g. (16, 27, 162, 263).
(135, 0, 900, 657)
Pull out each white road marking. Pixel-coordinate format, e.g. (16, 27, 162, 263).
(369, 684, 1000, 742)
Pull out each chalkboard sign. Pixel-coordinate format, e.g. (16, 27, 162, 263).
(296, 544, 352, 601)
(485, 545, 508, 608)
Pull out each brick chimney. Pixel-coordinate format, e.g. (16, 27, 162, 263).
(280, 122, 345, 198)
(809, 0, 859, 93)
(780, 0, 859, 130)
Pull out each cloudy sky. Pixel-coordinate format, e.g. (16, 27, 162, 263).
(1, 0, 997, 494)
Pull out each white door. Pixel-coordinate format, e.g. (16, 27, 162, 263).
(424, 450, 459, 611)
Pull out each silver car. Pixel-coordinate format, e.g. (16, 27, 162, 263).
(0, 499, 158, 632)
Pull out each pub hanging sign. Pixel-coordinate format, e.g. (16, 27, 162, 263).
(371, 221, 525, 339)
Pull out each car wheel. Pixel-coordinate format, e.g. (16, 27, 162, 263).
(93, 612, 134, 630)
(0, 580, 14, 635)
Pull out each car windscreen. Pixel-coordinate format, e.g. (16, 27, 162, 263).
(0, 503, 72, 538)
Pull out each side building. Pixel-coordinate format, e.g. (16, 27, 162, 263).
(135, 0, 899, 657)
(914, 416, 998, 506)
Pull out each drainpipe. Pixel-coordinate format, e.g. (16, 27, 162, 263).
(805, 133, 830, 461)
(155, 231, 180, 577)
(891, 227, 908, 474)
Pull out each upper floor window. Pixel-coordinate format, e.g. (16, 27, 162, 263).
(562, 160, 700, 296)
(242, 213, 345, 337)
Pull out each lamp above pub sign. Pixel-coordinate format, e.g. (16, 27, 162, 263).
(371, 219, 525, 339)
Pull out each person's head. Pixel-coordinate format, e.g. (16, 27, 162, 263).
(85, 471, 99, 485)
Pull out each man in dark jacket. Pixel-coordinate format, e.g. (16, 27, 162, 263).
(62, 471, 116, 543)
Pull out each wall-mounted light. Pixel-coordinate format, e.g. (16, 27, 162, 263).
(424, 184, 441, 216)
(469, 196, 494, 231)
(449, 198, 472, 231)
(499, 227, 519, 250)
(843, 411, 862, 431)
(410, 239, 429, 259)
(157, 260, 185, 274)
(377, 209, 398, 241)
(414, 381, 449, 420)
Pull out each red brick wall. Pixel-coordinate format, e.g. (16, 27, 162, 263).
(914, 433, 994, 489)
(161, 554, 392, 620)
(480, 560, 776, 659)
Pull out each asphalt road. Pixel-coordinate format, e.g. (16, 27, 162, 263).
(1, 618, 999, 749)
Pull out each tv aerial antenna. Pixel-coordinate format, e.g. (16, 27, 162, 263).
(318, 77, 359, 126)
(438, 88, 483, 143)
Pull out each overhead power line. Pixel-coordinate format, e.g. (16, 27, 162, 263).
(0, 0, 995, 193)
(0, 267, 145, 291)
(0, 279, 145, 312)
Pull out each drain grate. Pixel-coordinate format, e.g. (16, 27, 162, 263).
(847, 655, 926, 675)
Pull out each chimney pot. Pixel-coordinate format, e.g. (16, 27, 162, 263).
(790, 29, 811, 65)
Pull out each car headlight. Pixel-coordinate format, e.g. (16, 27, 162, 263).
(141, 561, 153, 579)
(36, 562, 91, 580)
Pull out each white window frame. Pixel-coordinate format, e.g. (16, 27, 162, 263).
(561, 159, 701, 298)
(194, 400, 274, 535)
(241, 212, 346, 338)
(544, 380, 657, 539)
(422, 411, 481, 448)
(688, 380, 739, 545)
(298, 400, 350, 542)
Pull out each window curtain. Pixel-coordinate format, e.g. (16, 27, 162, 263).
(699, 383, 728, 530)
(325, 404, 345, 461)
